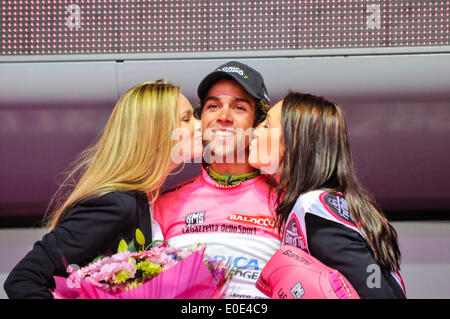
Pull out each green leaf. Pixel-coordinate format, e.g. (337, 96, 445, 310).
(127, 239, 136, 253)
(144, 240, 169, 251)
(117, 239, 128, 253)
(92, 255, 106, 263)
(135, 229, 146, 247)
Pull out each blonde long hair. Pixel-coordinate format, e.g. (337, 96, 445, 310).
(46, 80, 179, 230)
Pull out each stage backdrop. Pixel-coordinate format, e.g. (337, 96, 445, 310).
(1, 1, 449, 224)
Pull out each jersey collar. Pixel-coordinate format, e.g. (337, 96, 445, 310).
(201, 165, 260, 190)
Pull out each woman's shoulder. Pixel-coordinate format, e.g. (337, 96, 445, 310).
(78, 190, 145, 207)
(292, 190, 358, 228)
(62, 190, 147, 224)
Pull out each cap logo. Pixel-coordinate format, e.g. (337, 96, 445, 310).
(218, 66, 248, 79)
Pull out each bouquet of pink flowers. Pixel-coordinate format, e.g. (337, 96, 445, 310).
(52, 230, 233, 299)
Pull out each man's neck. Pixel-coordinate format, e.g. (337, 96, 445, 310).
(208, 162, 258, 176)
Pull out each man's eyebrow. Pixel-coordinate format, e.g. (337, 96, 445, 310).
(234, 97, 251, 105)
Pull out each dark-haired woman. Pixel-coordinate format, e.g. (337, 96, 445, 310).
(249, 92, 406, 298)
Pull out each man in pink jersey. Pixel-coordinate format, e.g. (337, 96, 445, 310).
(154, 61, 281, 299)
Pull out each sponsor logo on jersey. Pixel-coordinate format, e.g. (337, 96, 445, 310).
(161, 177, 196, 195)
(282, 249, 312, 266)
(211, 255, 261, 280)
(227, 213, 275, 229)
(212, 255, 260, 270)
(181, 222, 258, 235)
(213, 182, 242, 189)
(185, 211, 205, 226)
(290, 282, 305, 299)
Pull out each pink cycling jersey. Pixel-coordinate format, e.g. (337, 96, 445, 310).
(154, 166, 281, 299)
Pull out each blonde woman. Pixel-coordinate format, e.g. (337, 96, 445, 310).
(4, 80, 202, 299)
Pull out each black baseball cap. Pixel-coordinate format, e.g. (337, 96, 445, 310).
(197, 61, 270, 103)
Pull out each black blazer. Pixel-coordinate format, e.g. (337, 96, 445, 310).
(305, 214, 406, 299)
(4, 191, 152, 299)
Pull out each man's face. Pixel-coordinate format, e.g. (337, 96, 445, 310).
(201, 79, 256, 163)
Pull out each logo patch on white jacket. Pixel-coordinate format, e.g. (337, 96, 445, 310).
(321, 193, 356, 226)
(284, 214, 307, 251)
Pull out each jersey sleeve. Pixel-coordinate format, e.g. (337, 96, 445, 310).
(305, 213, 406, 299)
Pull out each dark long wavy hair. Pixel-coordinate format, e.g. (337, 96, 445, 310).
(275, 92, 401, 272)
